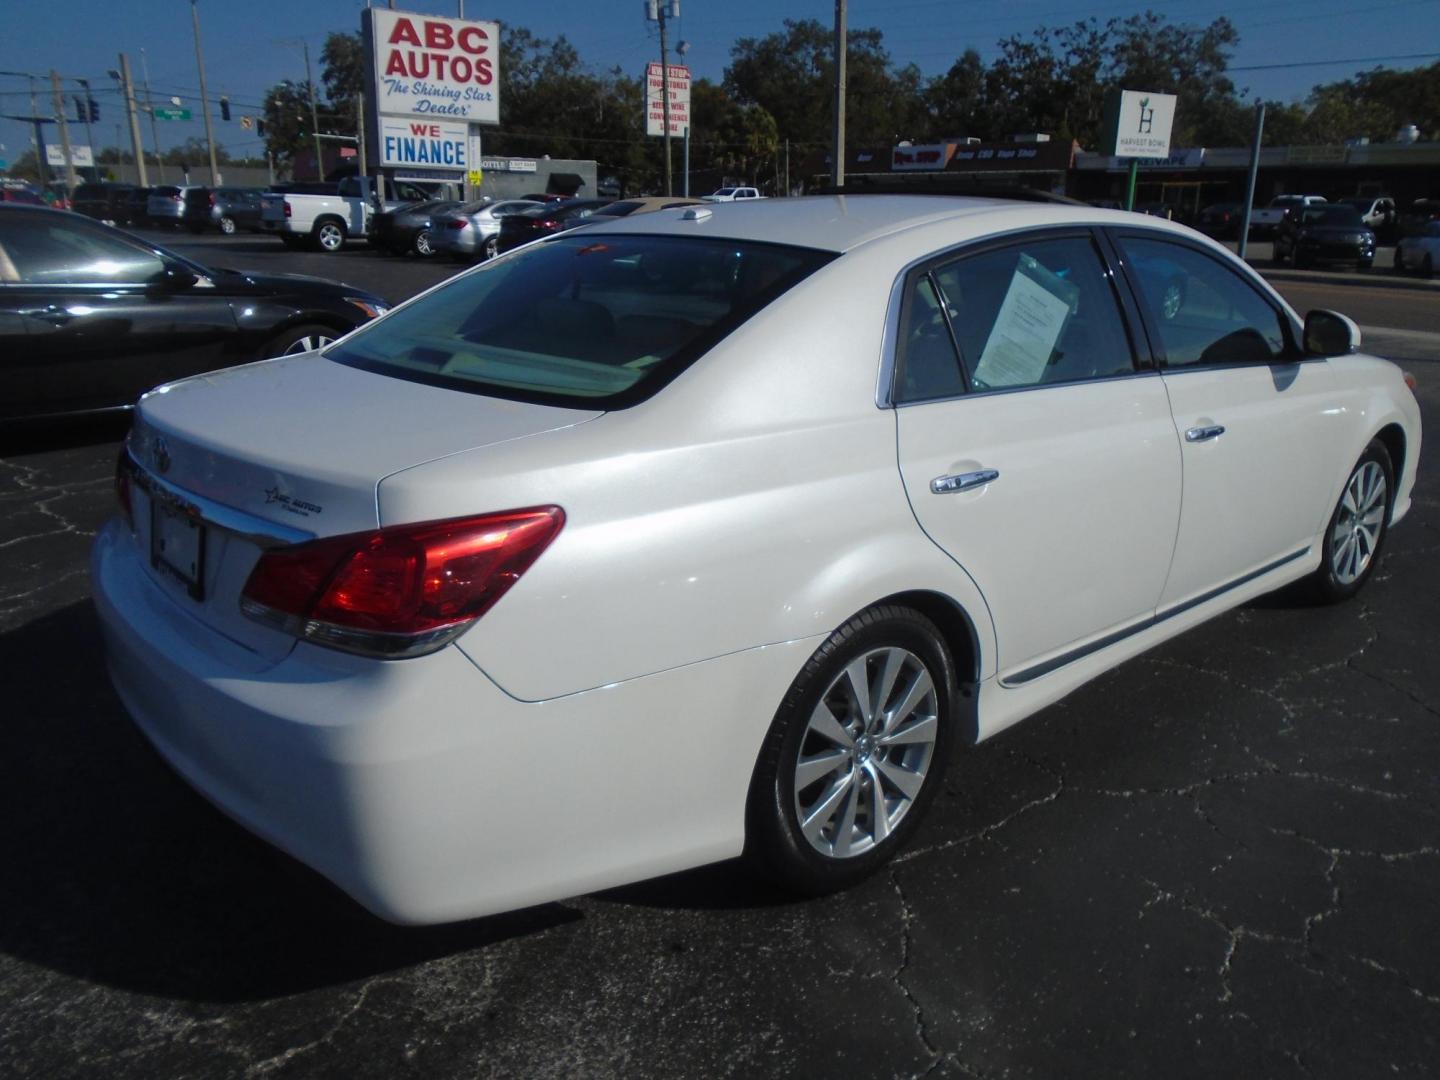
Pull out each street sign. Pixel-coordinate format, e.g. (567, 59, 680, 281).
(645, 63, 690, 137)
(46, 144, 94, 167)
(1101, 89, 1177, 159)
(153, 107, 192, 121)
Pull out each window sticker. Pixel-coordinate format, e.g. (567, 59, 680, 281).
(973, 254, 1079, 388)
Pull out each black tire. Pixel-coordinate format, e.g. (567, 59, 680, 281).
(260, 322, 341, 360)
(218, 215, 236, 235)
(311, 219, 346, 253)
(412, 228, 436, 257)
(745, 605, 956, 895)
(1310, 439, 1394, 604)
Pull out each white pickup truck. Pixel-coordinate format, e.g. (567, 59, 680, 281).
(260, 176, 442, 252)
(703, 186, 765, 203)
(1249, 194, 1326, 237)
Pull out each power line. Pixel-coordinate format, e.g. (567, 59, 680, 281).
(1230, 51, 1440, 71)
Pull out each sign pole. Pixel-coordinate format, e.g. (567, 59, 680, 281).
(1237, 102, 1265, 262)
(832, 0, 846, 188)
(1124, 159, 1139, 211)
(683, 125, 689, 197)
(659, 13, 672, 196)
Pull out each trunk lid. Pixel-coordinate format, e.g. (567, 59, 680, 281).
(126, 352, 601, 658)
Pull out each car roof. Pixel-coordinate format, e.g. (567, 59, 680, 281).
(577, 194, 1204, 254)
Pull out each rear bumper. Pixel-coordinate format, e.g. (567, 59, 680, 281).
(92, 518, 805, 923)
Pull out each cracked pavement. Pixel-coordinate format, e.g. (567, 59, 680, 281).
(0, 255, 1436, 1078)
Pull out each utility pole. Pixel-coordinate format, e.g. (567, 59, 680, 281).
(303, 42, 323, 180)
(645, 1, 678, 196)
(118, 53, 149, 185)
(27, 75, 48, 185)
(140, 49, 165, 183)
(191, 0, 221, 184)
(832, 0, 846, 188)
(77, 78, 97, 180)
(49, 70, 78, 192)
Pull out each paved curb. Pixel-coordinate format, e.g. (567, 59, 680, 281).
(1256, 265, 1440, 293)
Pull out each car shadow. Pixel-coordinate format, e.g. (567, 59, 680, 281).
(0, 600, 578, 1003)
(0, 413, 132, 456)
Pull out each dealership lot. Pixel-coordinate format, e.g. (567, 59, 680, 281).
(1, 231, 1437, 1078)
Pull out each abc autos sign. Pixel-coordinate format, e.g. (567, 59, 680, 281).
(370, 9, 500, 126)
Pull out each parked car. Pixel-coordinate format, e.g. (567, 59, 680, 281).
(92, 195, 1420, 925)
(431, 199, 544, 261)
(1398, 198, 1440, 235)
(1249, 194, 1326, 237)
(371, 199, 463, 257)
(1274, 203, 1376, 268)
(704, 186, 764, 202)
(182, 187, 264, 235)
(121, 186, 157, 227)
(0, 180, 46, 205)
(1393, 221, 1440, 276)
(0, 204, 388, 424)
(1196, 202, 1244, 238)
(1340, 196, 1397, 239)
(71, 182, 137, 225)
(146, 185, 198, 228)
(495, 198, 614, 253)
(584, 196, 707, 221)
(259, 176, 438, 252)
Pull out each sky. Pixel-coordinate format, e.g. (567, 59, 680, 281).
(1, 0, 1437, 170)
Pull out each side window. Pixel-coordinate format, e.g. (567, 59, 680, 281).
(923, 235, 1135, 393)
(337, 178, 362, 199)
(0, 215, 164, 285)
(895, 275, 965, 403)
(1118, 236, 1289, 367)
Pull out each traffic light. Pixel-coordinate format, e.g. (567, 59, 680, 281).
(256, 119, 265, 137)
(88, 98, 99, 123)
(219, 96, 230, 122)
(74, 96, 86, 123)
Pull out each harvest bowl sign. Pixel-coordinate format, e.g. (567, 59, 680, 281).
(370, 9, 500, 125)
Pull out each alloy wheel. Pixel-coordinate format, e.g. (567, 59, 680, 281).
(220, 216, 236, 235)
(1330, 460, 1387, 585)
(792, 646, 939, 859)
(415, 229, 434, 256)
(281, 332, 335, 356)
(317, 223, 344, 251)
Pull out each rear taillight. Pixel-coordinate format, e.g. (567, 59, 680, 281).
(115, 449, 134, 530)
(207, 192, 216, 207)
(1403, 370, 1417, 391)
(448, 219, 468, 229)
(283, 200, 292, 218)
(240, 507, 564, 659)
(170, 192, 182, 202)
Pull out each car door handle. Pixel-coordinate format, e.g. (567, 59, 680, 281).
(1185, 425, 1226, 443)
(931, 469, 999, 494)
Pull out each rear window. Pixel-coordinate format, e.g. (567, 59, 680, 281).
(327, 234, 834, 409)
(1303, 206, 1363, 226)
(152, 187, 181, 198)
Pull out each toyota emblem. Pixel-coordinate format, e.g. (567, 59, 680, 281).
(153, 435, 172, 475)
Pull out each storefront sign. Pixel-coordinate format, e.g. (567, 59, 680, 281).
(380, 117, 470, 169)
(645, 63, 690, 137)
(370, 9, 500, 125)
(892, 143, 956, 171)
(1102, 89, 1177, 159)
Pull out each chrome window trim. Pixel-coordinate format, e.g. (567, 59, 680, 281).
(876, 223, 1146, 409)
(122, 449, 314, 549)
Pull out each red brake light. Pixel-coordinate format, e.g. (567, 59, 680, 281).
(283, 200, 292, 218)
(1403, 370, 1417, 391)
(448, 219, 468, 229)
(115, 449, 134, 529)
(207, 192, 216, 207)
(240, 507, 565, 658)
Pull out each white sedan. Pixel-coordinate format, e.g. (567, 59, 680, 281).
(93, 196, 1422, 924)
(1394, 221, 1440, 276)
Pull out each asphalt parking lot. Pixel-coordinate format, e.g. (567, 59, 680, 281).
(1, 229, 1437, 1079)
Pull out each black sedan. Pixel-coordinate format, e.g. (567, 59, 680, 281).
(371, 200, 462, 257)
(0, 205, 389, 424)
(1274, 204, 1377, 269)
(496, 199, 615, 253)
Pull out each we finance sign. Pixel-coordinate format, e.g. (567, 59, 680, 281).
(381, 118, 470, 169)
(369, 9, 500, 125)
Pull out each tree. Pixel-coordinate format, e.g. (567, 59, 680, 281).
(262, 79, 317, 170)
(925, 50, 987, 140)
(321, 31, 364, 125)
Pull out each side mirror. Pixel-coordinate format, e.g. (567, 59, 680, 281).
(151, 261, 198, 292)
(1303, 309, 1361, 356)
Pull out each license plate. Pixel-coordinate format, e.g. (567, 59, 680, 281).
(151, 498, 207, 600)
